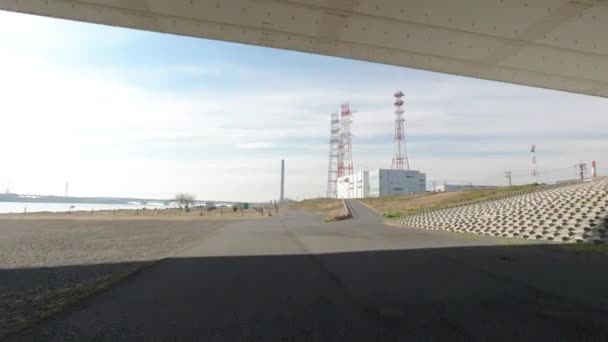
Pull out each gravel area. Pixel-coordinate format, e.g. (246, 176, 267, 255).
(0, 218, 228, 338)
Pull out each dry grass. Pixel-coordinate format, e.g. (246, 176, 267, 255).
(290, 198, 348, 221)
(362, 184, 542, 218)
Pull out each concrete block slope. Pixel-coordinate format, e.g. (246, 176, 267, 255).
(392, 178, 608, 243)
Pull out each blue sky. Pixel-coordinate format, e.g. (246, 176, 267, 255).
(0, 10, 606, 201)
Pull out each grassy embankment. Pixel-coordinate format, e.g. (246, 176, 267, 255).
(290, 198, 349, 222)
(557, 244, 608, 256)
(362, 184, 542, 219)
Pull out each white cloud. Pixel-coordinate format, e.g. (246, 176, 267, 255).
(0, 11, 607, 201)
(235, 142, 275, 150)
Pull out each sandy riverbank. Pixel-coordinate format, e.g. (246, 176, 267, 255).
(0, 207, 271, 220)
(0, 217, 246, 338)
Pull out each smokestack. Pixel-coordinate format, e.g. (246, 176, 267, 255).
(280, 159, 285, 203)
(592, 160, 597, 178)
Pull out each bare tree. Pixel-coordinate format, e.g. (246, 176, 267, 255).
(175, 193, 196, 212)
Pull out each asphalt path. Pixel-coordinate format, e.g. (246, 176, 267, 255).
(7, 200, 608, 341)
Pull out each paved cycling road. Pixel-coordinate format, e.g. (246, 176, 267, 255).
(8, 200, 608, 341)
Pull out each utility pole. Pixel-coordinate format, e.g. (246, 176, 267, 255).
(530, 144, 538, 183)
(574, 161, 587, 180)
(280, 159, 285, 203)
(504, 171, 512, 186)
(432, 180, 436, 192)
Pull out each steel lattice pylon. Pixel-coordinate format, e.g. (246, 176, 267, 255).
(337, 103, 354, 178)
(337, 103, 354, 198)
(326, 112, 340, 198)
(391, 91, 410, 170)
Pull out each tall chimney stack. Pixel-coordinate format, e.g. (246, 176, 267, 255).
(280, 159, 285, 202)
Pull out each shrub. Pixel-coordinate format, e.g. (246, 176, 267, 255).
(383, 211, 403, 219)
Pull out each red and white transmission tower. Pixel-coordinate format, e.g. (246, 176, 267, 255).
(391, 91, 410, 170)
(592, 160, 597, 178)
(531, 144, 538, 182)
(326, 112, 340, 198)
(337, 103, 354, 179)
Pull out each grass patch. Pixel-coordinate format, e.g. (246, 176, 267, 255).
(557, 243, 608, 257)
(363, 184, 543, 219)
(383, 211, 403, 219)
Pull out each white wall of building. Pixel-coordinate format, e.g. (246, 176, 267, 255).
(337, 175, 352, 199)
(337, 171, 369, 199)
(356, 171, 369, 198)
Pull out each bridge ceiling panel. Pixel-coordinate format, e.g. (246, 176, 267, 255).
(0, 0, 607, 97)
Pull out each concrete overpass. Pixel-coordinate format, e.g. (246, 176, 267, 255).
(1, 0, 606, 97)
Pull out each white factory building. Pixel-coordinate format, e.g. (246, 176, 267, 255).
(337, 169, 426, 199)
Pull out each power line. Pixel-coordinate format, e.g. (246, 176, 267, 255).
(510, 166, 572, 178)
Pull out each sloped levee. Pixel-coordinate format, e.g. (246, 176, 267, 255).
(392, 178, 608, 243)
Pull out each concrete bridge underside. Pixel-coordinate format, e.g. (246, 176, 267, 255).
(1, 0, 607, 97)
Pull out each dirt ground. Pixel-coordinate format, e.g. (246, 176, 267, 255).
(0, 217, 238, 338)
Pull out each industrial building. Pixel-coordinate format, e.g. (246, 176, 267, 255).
(329, 91, 427, 199)
(337, 169, 426, 199)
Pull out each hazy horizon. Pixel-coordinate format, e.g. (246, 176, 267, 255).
(1, 10, 606, 202)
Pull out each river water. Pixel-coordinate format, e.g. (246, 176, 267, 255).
(0, 202, 172, 214)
